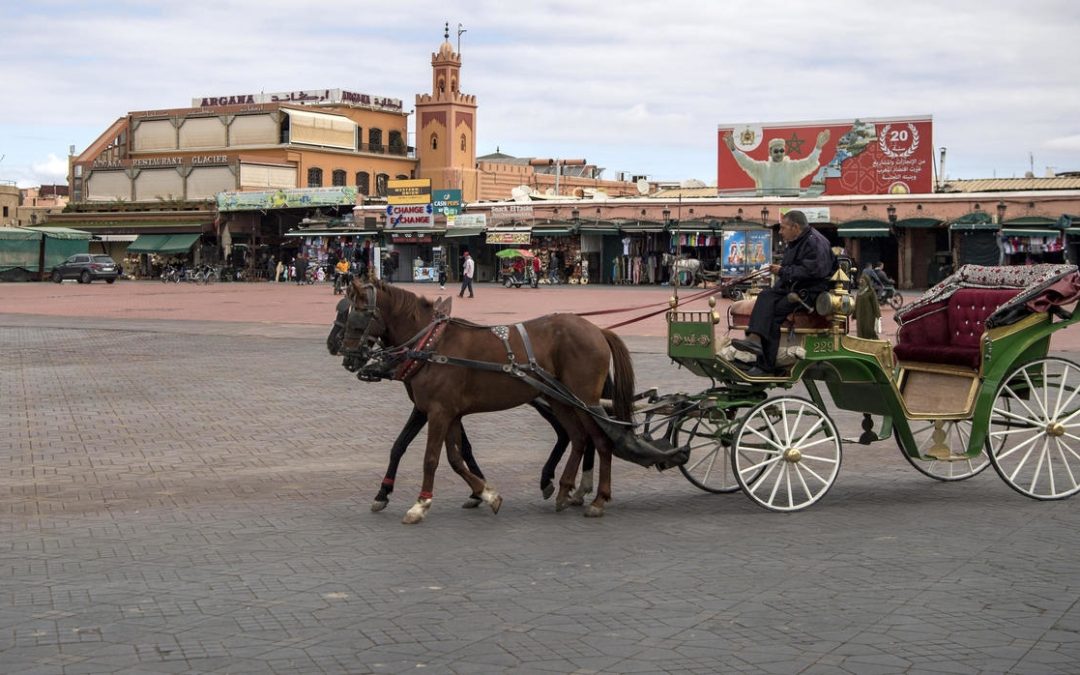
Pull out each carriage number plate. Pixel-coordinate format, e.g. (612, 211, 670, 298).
(808, 338, 832, 353)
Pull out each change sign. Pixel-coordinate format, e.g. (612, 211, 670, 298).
(386, 204, 434, 227)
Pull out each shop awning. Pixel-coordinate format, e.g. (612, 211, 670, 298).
(838, 220, 891, 238)
(894, 217, 942, 229)
(1001, 228, 1061, 238)
(1001, 216, 1059, 228)
(156, 233, 202, 254)
(949, 212, 995, 230)
(444, 227, 484, 238)
(949, 222, 998, 231)
(126, 233, 172, 253)
(284, 229, 379, 237)
(532, 227, 574, 236)
(578, 224, 620, 235)
(20, 226, 93, 240)
(619, 221, 666, 233)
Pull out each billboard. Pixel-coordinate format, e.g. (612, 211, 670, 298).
(717, 116, 933, 196)
(721, 229, 772, 277)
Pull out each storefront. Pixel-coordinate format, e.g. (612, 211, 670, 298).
(613, 221, 667, 285)
(949, 213, 1000, 267)
(531, 222, 581, 283)
(126, 232, 205, 278)
(1000, 217, 1066, 266)
(385, 228, 443, 282)
(578, 220, 620, 284)
(836, 219, 898, 281)
(894, 218, 945, 289)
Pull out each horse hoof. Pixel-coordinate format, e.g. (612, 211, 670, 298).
(584, 505, 605, 518)
(461, 496, 482, 509)
(568, 494, 584, 506)
(541, 482, 555, 500)
(555, 497, 568, 512)
(402, 511, 424, 524)
(371, 499, 389, 512)
(402, 498, 431, 524)
(489, 494, 503, 514)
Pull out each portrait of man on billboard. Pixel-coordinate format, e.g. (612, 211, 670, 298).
(722, 130, 830, 196)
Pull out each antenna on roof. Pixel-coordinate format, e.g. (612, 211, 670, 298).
(457, 23, 467, 52)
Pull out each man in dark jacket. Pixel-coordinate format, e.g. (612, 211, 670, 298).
(732, 210, 834, 375)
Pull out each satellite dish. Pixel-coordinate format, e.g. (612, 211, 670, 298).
(636, 178, 650, 195)
(510, 185, 532, 202)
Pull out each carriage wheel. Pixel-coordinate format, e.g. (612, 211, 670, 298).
(900, 419, 990, 481)
(733, 396, 842, 512)
(987, 357, 1080, 500)
(670, 408, 751, 493)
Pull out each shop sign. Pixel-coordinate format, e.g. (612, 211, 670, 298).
(781, 206, 831, 224)
(486, 231, 532, 245)
(387, 204, 434, 227)
(192, 88, 403, 113)
(216, 186, 358, 212)
(433, 189, 462, 216)
(387, 179, 432, 205)
(490, 205, 534, 222)
(450, 213, 486, 228)
(391, 233, 433, 243)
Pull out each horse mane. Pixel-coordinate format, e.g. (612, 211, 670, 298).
(376, 279, 433, 326)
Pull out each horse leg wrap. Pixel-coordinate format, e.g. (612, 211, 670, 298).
(461, 494, 483, 509)
(402, 497, 432, 525)
(480, 486, 503, 514)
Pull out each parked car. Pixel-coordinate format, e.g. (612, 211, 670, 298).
(52, 254, 120, 284)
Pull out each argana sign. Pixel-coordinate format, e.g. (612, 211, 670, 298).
(717, 115, 933, 196)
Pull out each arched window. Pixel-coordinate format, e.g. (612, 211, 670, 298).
(451, 78, 458, 93)
(307, 167, 323, 188)
(430, 134, 439, 150)
(331, 169, 346, 187)
(438, 77, 445, 93)
(355, 172, 370, 195)
(460, 134, 467, 151)
(395, 174, 409, 180)
(375, 173, 389, 197)
(368, 128, 383, 152)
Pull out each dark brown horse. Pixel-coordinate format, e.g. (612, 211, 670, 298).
(340, 279, 634, 524)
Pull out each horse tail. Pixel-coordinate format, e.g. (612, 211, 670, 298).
(602, 329, 635, 422)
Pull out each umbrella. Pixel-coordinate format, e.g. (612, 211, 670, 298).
(495, 248, 534, 259)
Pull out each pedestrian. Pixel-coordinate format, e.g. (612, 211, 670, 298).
(731, 210, 834, 376)
(854, 274, 881, 339)
(531, 254, 541, 285)
(268, 256, 277, 282)
(458, 250, 475, 298)
(437, 258, 447, 290)
(294, 255, 309, 286)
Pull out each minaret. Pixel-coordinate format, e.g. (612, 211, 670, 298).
(415, 22, 479, 201)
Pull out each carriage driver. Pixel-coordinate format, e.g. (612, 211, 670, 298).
(732, 210, 835, 376)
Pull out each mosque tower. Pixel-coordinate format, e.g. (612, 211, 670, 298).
(415, 23, 479, 201)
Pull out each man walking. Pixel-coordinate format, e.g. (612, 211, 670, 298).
(458, 250, 475, 298)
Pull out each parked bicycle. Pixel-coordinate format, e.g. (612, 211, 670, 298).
(160, 265, 182, 284)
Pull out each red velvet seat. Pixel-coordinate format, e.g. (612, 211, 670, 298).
(728, 298, 832, 332)
(893, 288, 1019, 369)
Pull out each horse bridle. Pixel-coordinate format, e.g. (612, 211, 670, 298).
(338, 283, 388, 375)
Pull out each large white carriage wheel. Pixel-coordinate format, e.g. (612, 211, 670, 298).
(901, 419, 991, 481)
(987, 357, 1080, 500)
(672, 409, 742, 493)
(732, 396, 842, 512)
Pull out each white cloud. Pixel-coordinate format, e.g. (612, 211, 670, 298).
(1, 0, 1079, 184)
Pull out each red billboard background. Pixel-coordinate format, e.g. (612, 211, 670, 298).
(717, 116, 933, 196)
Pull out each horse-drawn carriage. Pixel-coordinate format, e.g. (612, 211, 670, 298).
(330, 261, 1080, 521)
(662, 262, 1080, 511)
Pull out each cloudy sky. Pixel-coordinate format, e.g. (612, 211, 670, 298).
(2, 0, 1078, 188)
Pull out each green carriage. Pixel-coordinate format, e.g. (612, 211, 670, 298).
(662, 263, 1080, 512)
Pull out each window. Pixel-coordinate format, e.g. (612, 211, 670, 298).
(356, 127, 363, 150)
(2, 206, 7, 218)
(460, 134, 467, 151)
(332, 169, 346, 187)
(395, 174, 409, 180)
(307, 167, 323, 187)
(355, 172, 370, 195)
(389, 130, 405, 155)
(368, 128, 383, 152)
(375, 173, 389, 197)
(430, 134, 438, 150)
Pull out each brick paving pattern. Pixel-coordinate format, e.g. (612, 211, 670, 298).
(2, 282, 1080, 673)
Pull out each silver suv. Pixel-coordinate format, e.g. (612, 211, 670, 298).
(52, 254, 120, 284)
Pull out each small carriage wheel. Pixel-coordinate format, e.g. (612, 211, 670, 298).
(670, 408, 753, 493)
(503, 278, 513, 288)
(900, 419, 991, 481)
(733, 396, 842, 512)
(987, 357, 1080, 501)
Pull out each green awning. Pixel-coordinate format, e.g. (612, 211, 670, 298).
(126, 234, 172, 253)
(1001, 228, 1061, 238)
(620, 221, 666, 233)
(156, 233, 202, 254)
(532, 227, 574, 236)
(949, 222, 998, 231)
(0, 227, 40, 241)
(838, 226, 891, 238)
(1001, 216, 1059, 227)
(284, 229, 378, 237)
(444, 227, 484, 238)
(20, 226, 92, 240)
(894, 217, 942, 229)
(950, 212, 994, 226)
(579, 225, 620, 235)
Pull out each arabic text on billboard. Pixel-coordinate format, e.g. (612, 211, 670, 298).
(717, 116, 933, 196)
(216, 186, 358, 212)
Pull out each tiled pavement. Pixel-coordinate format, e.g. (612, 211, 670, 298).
(3, 297, 1080, 673)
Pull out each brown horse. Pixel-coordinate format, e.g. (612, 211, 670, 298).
(340, 279, 635, 524)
